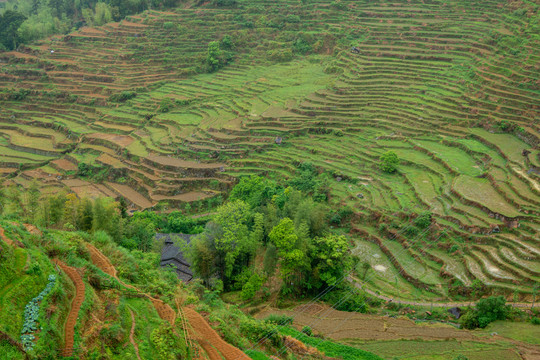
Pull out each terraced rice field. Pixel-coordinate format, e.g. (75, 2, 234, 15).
(0, 0, 538, 300)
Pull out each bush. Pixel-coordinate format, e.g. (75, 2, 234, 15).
(331, 1, 348, 10)
(530, 317, 540, 325)
(241, 273, 264, 301)
(108, 91, 137, 102)
(267, 48, 293, 62)
(264, 314, 293, 325)
(379, 151, 399, 173)
(461, 296, 509, 329)
(212, 0, 237, 7)
(414, 212, 432, 229)
(301, 326, 313, 336)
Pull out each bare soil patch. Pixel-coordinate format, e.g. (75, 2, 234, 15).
(51, 159, 78, 172)
(86, 133, 134, 147)
(255, 306, 477, 342)
(0, 226, 15, 247)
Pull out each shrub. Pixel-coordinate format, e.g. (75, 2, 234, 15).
(241, 273, 264, 301)
(301, 326, 313, 336)
(264, 314, 293, 325)
(212, 0, 237, 7)
(108, 91, 137, 102)
(379, 151, 399, 173)
(530, 317, 540, 325)
(267, 48, 293, 62)
(414, 212, 432, 229)
(461, 296, 509, 329)
(331, 1, 348, 10)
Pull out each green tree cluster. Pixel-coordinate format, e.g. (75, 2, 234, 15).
(461, 296, 510, 329)
(186, 174, 354, 297)
(0, 0, 182, 46)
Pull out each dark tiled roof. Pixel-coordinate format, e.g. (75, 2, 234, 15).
(157, 233, 195, 282)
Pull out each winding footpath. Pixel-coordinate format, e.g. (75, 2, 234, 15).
(53, 259, 85, 357)
(86, 243, 250, 360)
(128, 308, 142, 360)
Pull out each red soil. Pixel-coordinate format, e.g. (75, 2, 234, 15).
(22, 224, 42, 236)
(53, 260, 85, 357)
(0, 227, 15, 247)
(85, 243, 175, 324)
(86, 243, 117, 278)
(183, 307, 250, 360)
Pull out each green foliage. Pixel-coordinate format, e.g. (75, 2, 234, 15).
(310, 234, 352, 289)
(414, 212, 432, 229)
(379, 151, 399, 173)
(267, 48, 293, 62)
(331, 1, 348, 11)
(212, 0, 237, 7)
(229, 176, 279, 209)
(150, 323, 188, 360)
(20, 275, 56, 351)
(280, 327, 383, 360)
(301, 325, 313, 336)
(206, 38, 235, 72)
(109, 91, 137, 102)
(264, 314, 293, 325)
(0, 10, 27, 50)
(241, 272, 264, 301)
(322, 287, 367, 313)
(461, 296, 510, 329)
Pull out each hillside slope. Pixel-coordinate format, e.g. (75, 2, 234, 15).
(0, 0, 538, 301)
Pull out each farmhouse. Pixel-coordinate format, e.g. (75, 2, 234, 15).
(158, 233, 194, 282)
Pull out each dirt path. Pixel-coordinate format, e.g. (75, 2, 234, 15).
(349, 276, 535, 309)
(0, 226, 15, 247)
(183, 307, 251, 360)
(85, 242, 248, 359)
(54, 260, 85, 357)
(85, 242, 176, 324)
(23, 224, 42, 236)
(128, 308, 142, 360)
(86, 243, 117, 278)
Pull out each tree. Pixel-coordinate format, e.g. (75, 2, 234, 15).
(269, 218, 309, 285)
(0, 10, 27, 50)
(475, 296, 509, 328)
(207, 41, 225, 72)
(379, 151, 399, 173)
(229, 175, 277, 209)
(310, 234, 352, 288)
(461, 296, 509, 329)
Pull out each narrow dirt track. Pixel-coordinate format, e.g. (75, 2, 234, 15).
(85, 243, 176, 324)
(86, 243, 117, 277)
(85, 242, 249, 359)
(128, 308, 142, 360)
(22, 224, 42, 236)
(0, 227, 15, 247)
(54, 259, 85, 357)
(183, 307, 251, 360)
